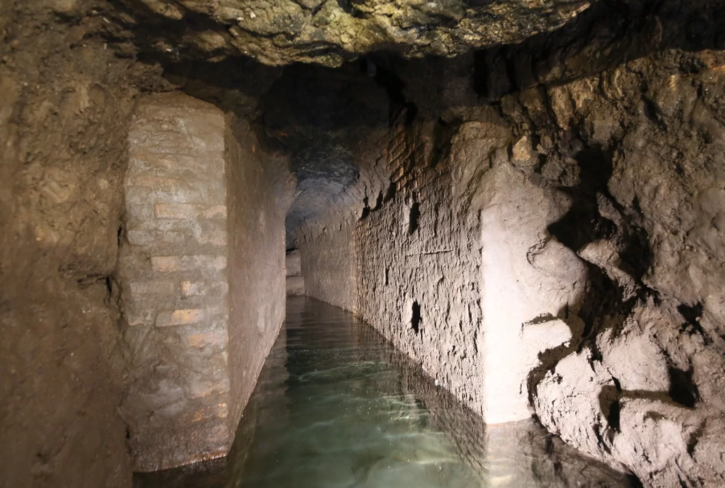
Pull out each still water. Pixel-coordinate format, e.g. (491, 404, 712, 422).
(135, 297, 638, 488)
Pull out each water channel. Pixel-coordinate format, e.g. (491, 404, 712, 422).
(135, 297, 638, 488)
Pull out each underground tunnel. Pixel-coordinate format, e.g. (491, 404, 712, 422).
(1, 0, 725, 487)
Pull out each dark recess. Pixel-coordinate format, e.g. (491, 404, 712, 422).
(408, 201, 420, 235)
(668, 366, 700, 408)
(411, 301, 421, 334)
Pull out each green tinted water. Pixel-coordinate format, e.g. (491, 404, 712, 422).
(135, 297, 637, 488)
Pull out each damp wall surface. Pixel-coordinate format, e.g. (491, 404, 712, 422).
(299, 226, 357, 309)
(118, 93, 233, 471)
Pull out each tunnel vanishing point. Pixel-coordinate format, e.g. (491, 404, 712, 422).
(2, 0, 725, 487)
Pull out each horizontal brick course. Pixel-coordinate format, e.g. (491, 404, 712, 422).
(151, 255, 227, 273)
(156, 308, 208, 327)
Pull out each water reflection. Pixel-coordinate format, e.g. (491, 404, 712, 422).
(135, 297, 637, 488)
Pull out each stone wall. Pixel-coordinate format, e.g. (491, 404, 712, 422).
(299, 226, 357, 309)
(119, 93, 232, 471)
(298, 46, 725, 487)
(118, 95, 291, 471)
(298, 108, 578, 424)
(225, 117, 291, 439)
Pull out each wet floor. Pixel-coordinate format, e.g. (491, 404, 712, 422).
(135, 297, 638, 488)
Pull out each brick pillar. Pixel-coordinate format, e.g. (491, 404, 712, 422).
(118, 93, 232, 471)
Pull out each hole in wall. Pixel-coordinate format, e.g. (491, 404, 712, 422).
(408, 201, 420, 235)
(383, 181, 396, 203)
(677, 302, 709, 344)
(373, 191, 383, 211)
(668, 366, 700, 408)
(607, 398, 621, 431)
(411, 301, 421, 334)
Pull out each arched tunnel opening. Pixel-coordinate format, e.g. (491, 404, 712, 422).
(2, 0, 725, 487)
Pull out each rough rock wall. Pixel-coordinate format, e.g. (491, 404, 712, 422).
(510, 51, 725, 488)
(118, 93, 232, 471)
(297, 45, 725, 487)
(225, 116, 293, 440)
(0, 2, 160, 486)
(478, 163, 589, 424)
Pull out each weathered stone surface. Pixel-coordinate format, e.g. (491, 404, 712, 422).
(119, 93, 233, 471)
(118, 0, 592, 67)
(479, 163, 587, 424)
(285, 250, 305, 295)
(0, 3, 161, 485)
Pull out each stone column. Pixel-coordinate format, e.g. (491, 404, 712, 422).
(480, 164, 587, 424)
(118, 93, 232, 471)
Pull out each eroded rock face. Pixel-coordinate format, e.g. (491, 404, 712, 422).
(118, 0, 592, 66)
(466, 39, 724, 484)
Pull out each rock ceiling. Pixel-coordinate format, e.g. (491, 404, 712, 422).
(122, 0, 593, 66)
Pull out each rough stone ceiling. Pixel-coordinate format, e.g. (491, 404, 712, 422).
(119, 0, 593, 66)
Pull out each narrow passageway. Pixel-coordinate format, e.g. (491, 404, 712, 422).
(136, 298, 637, 488)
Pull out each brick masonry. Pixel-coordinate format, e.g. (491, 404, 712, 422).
(298, 108, 584, 424)
(118, 93, 289, 471)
